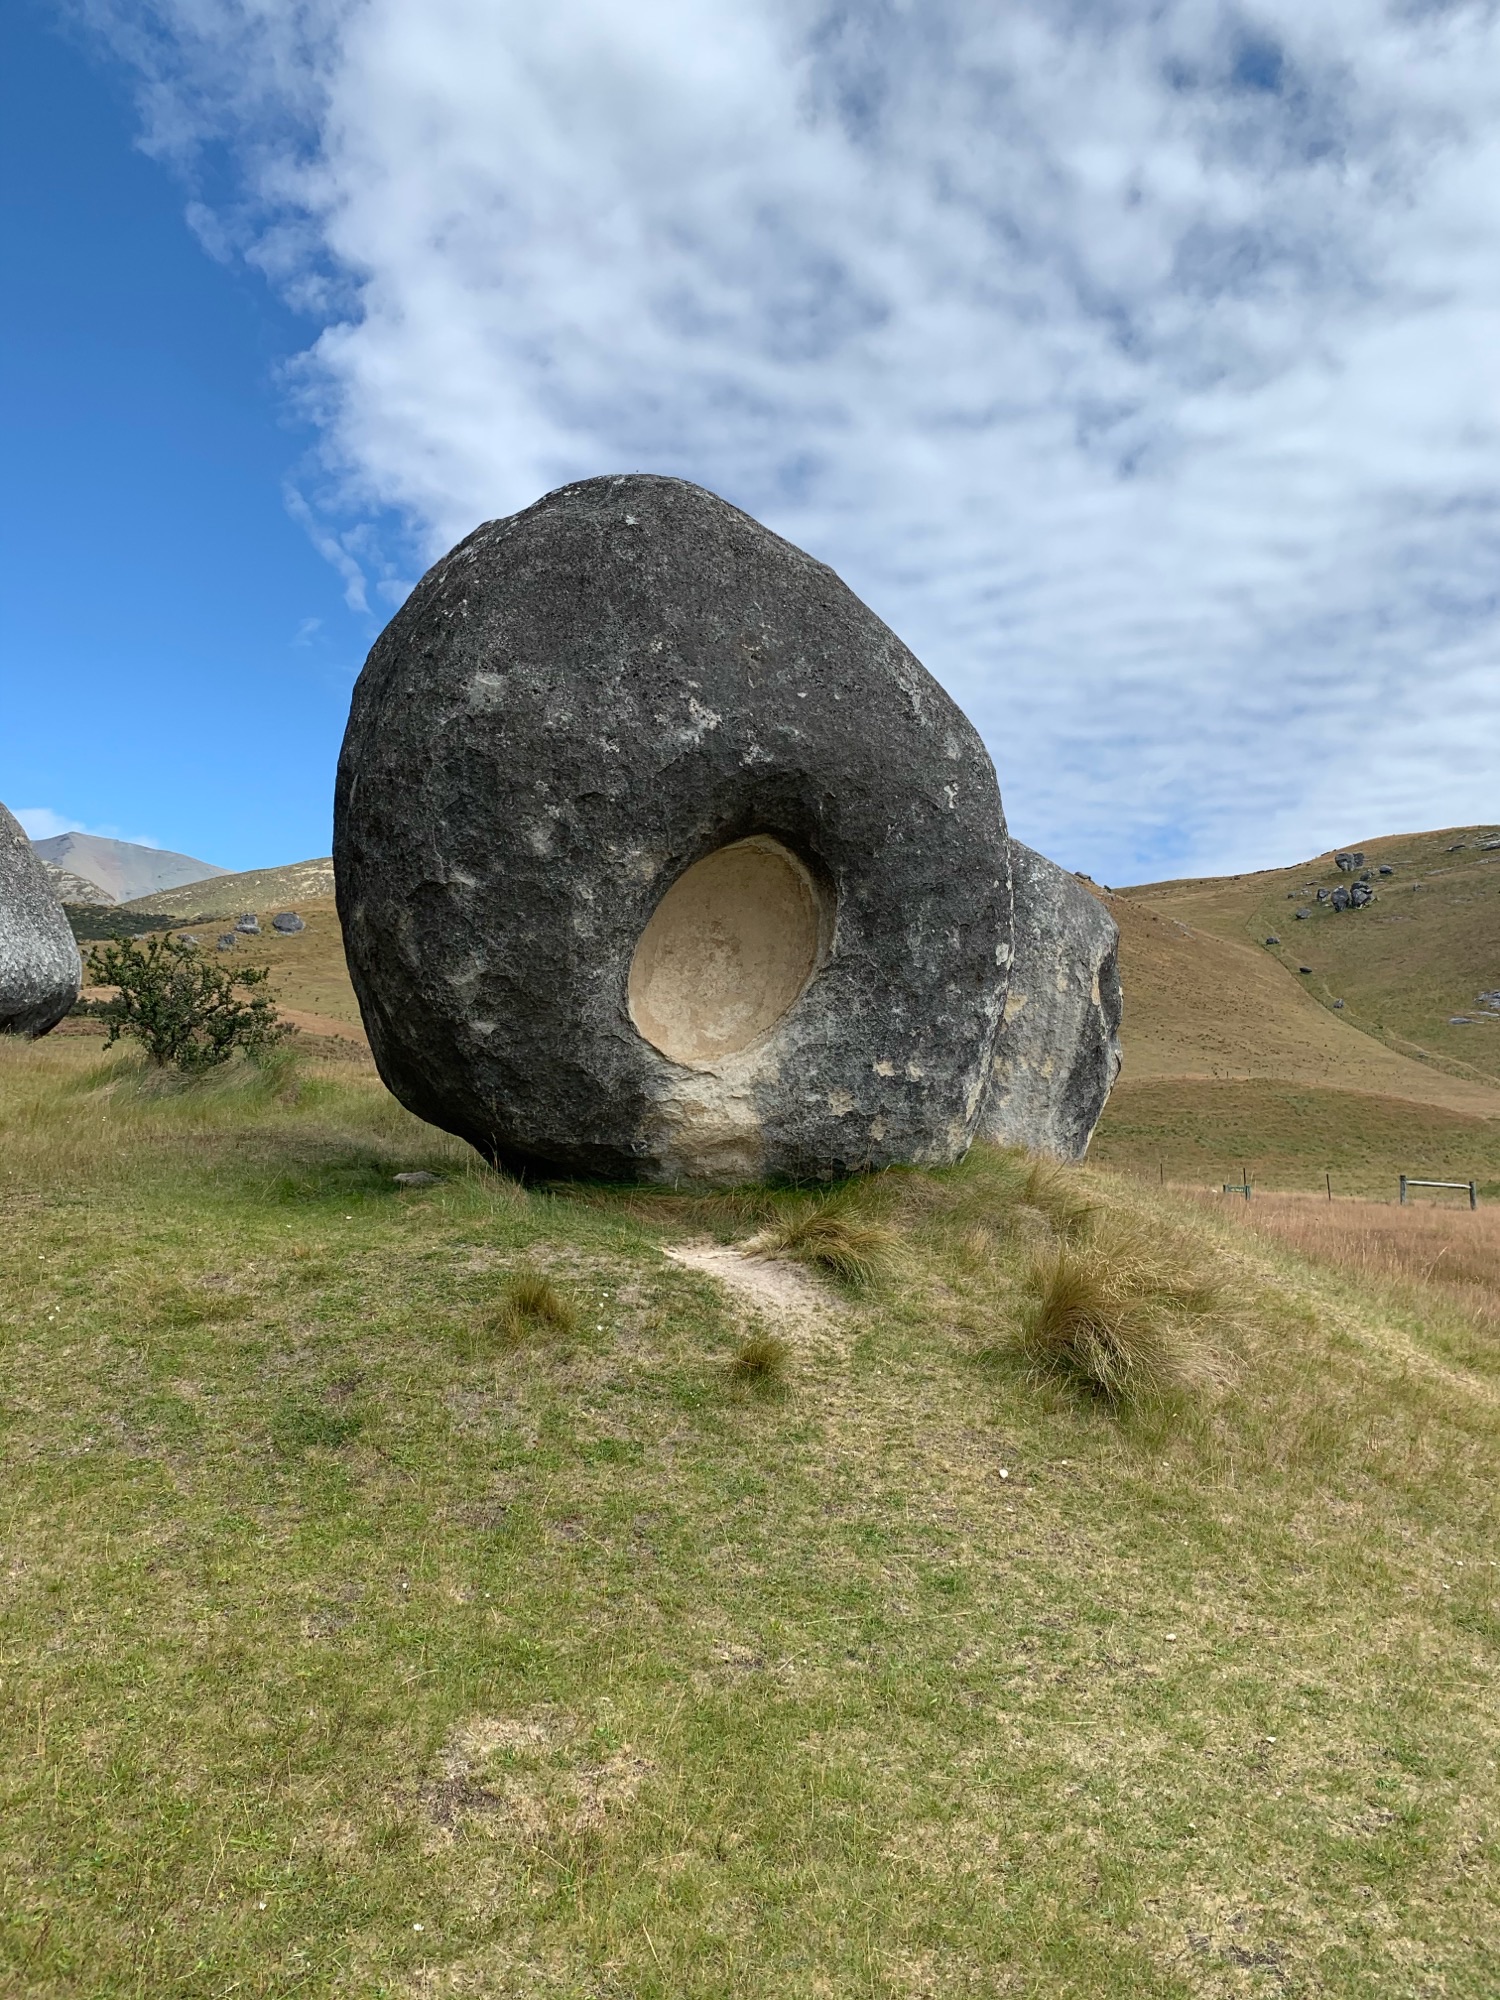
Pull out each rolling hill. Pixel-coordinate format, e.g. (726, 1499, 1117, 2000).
(121, 856, 336, 918)
(1091, 824, 1500, 1195)
(79, 826, 1500, 1195)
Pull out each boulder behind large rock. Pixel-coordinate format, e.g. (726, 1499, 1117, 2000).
(977, 843, 1122, 1160)
(1, 804, 82, 1037)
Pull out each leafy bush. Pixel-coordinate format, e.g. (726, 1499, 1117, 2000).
(87, 932, 289, 1073)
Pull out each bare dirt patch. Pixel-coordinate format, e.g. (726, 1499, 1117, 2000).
(663, 1240, 832, 1328)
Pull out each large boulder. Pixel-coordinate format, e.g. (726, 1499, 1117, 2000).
(336, 474, 1012, 1182)
(976, 843, 1122, 1160)
(0, 804, 82, 1037)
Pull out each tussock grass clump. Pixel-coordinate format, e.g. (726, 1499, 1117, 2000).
(1011, 1219, 1219, 1408)
(755, 1187, 895, 1286)
(728, 1329, 790, 1387)
(487, 1270, 578, 1348)
(1017, 1160, 1096, 1240)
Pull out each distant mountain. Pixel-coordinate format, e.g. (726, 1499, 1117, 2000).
(31, 832, 228, 904)
(121, 857, 336, 918)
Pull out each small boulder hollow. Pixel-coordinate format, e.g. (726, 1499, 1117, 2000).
(0, 803, 82, 1038)
(977, 843, 1122, 1161)
(336, 474, 1013, 1181)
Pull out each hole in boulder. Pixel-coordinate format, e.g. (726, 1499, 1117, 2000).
(628, 835, 832, 1067)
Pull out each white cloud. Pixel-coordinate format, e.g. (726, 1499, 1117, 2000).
(83, 0, 1500, 879)
(16, 807, 161, 847)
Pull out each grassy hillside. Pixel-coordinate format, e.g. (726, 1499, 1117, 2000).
(1, 1033, 1497, 1996)
(123, 857, 337, 920)
(1094, 829, 1500, 1195)
(1122, 823, 1500, 1085)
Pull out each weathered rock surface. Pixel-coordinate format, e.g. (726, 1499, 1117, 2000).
(1335, 850, 1364, 872)
(1, 803, 81, 1037)
(976, 844, 1122, 1161)
(271, 912, 305, 934)
(235, 914, 260, 935)
(336, 474, 1012, 1182)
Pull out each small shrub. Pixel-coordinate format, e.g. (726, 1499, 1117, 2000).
(758, 1188, 894, 1286)
(729, 1330, 790, 1386)
(1011, 1224, 1218, 1409)
(488, 1270, 577, 1347)
(87, 933, 288, 1074)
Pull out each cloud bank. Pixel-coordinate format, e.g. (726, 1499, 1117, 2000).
(84, 0, 1500, 879)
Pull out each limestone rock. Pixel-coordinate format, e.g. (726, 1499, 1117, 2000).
(1335, 850, 1364, 872)
(336, 474, 1011, 1182)
(976, 843, 1121, 1162)
(235, 914, 260, 935)
(0, 803, 81, 1037)
(216, 935, 237, 952)
(271, 912, 305, 934)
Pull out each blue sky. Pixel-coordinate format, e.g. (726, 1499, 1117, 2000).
(0, 3, 371, 868)
(5, 1, 1500, 883)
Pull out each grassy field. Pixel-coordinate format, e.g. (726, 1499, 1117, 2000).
(2, 1032, 1497, 1995)
(1092, 1079, 1500, 1200)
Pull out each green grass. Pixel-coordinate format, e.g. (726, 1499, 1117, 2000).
(1094, 1076, 1500, 1199)
(1, 1035, 1498, 1995)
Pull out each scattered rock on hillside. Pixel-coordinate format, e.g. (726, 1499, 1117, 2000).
(336, 474, 1012, 1182)
(1317, 887, 1331, 903)
(42, 863, 114, 906)
(1478, 991, 1500, 1010)
(0, 801, 82, 1037)
(1331, 886, 1351, 911)
(394, 1170, 444, 1187)
(235, 914, 260, 935)
(1299, 966, 1312, 975)
(271, 912, 305, 934)
(217, 934, 236, 952)
(1295, 908, 1310, 919)
(1378, 864, 1394, 875)
(1333, 999, 1345, 1009)
(1335, 850, 1364, 871)
(1349, 882, 1374, 907)
(977, 842, 1121, 1162)
(1265, 934, 1281, 945)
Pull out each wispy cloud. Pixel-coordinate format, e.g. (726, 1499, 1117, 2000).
(16, 807, 161, 847)
(82, 0, 1500, 879)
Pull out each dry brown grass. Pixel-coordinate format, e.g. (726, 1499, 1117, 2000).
(1212, 1188, 1500, 1335)
(1009, 1215, 1220, 1408)
(753, 1187, 895, 1286)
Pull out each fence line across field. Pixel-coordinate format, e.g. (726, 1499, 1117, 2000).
(1399, 1175, 1478, 1210)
